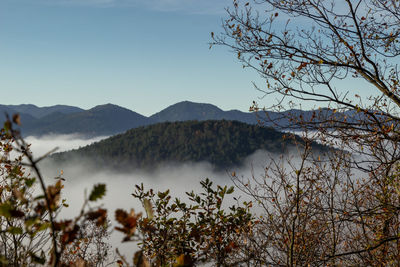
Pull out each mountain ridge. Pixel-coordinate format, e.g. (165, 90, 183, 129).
(0, 101, 353, 137)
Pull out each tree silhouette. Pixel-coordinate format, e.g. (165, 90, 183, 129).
(213, 0, 400, 265)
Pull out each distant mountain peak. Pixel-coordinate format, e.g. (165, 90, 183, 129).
(150, 101, 227, 123)
(171, 100, 223, 109)
(89, 103, 124, 111)
(88, 104, 148, 118)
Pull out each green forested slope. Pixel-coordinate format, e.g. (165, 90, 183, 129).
(52, 120, 325, 170)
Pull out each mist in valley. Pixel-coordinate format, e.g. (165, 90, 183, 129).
(25, 134, 108, 155)
(24, 134, 285, 258)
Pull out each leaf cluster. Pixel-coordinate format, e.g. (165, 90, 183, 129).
(114, 179, 254, 266)
(0, 119, 111, 266)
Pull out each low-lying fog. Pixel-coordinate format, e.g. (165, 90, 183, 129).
(24, 134, 281, 259)
(25, 134, 108, 155)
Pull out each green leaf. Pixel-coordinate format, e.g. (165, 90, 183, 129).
(158, 189, 170, 199)
(0, 203, 12, 218)
(25, 178, 36, 188)
(37, 222, 51, 232)
(89, 184, 106, 201)
(25, 217, 39, 228)
(227, 186, 235, 194)
(7, 226, 23, 235)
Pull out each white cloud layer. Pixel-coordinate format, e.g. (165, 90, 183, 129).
(25, 134, 107, 157)
(20, 134, 272, 258)
(22, 133, 321, 260)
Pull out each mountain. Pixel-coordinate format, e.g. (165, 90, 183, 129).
(150, 101, 260, 124)
(2, 104, 84, 119)
(0, 104, 85, 133)
(148, 101, 340, 130)
(0, 101, 365, 137)
(0, 106, 38, 126)
(20, 104, 151, 137)
(50, 120, 327, 170)
(1, 101, 265, 137)
(149, 101, 341, 129)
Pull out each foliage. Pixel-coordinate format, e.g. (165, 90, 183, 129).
(89, 184, 106, 202)
(0, 118, 110, 266)
(0, 126, 56, 266)
(114, 178, 254, 266)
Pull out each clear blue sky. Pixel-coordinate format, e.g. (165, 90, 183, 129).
(0, 0, 268, 116)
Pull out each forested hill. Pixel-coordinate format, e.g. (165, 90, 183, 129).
(51, 120, 327, 170)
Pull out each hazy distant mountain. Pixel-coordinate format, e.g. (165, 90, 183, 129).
(149, 101, 331, 129)
(51, 120, 327, 170)
(2, 104, 84, 119)
(150, 101, 260, 124)
(0, 101, 266, 137)
(0, 101, 362, 137)
(148, 101, 335, 130)
(0, 105, 38, 125)
(20, 104, 151, 137)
